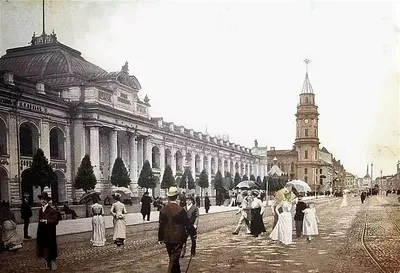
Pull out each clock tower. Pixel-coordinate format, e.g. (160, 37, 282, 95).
(294, 59, 320, 186)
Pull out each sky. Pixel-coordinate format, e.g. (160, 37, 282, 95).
(0, 0, 399, 177)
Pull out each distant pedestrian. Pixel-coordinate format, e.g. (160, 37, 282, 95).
(110, 193, 127, 246)
(36, 192, 59, 270)
(204, 193, 210, 213)
(20, 196, 32, 239)
(303, 202, 319, 243)
(361, 192, 366, 204)
(294, 196, 307, 238)
(182, 196, 199, 257)
(140, 192, 152, 221)
(158, 187, 196, 273)
(195, 194, 201, 207)
(91, 198, 106, 247)
(179, 192, 187, 208)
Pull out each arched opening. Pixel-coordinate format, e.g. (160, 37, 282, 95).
(195, 154, 200, 173)
(203, 156, 208, 172)
(164, 149, 172, 167)
(218, 159, 222, 172)
(151, 146, 160, 168)
(240, 163, 244, 175)
(21, 169, 33, 204)
(0, 167, 9, 201)
(175, 151, 183, 173)
(52, 170, 65, 204)
(0, 119, 7, 155)
(245, 163, 248, 175)
(235, 162, 239, 173)
(224, 160, 228, 174)
(19, 122, 39, 156)
(211, 158, 216, 174)
(185, 152, 192, 170)
(50, 127, 65, 160)
(291, 162, 295, 172)
(230, 161, 234, 174)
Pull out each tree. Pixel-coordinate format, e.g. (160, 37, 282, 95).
(110, 157, 131, 187)
(224, 172, 234, 190)
(161, 165, 175, 189)
(250, 174, 256, 181)
(138, 160, 156, 192)
(30, 148, 56, 192)
(74, 155, 97, 192)
(197, 169, 209, 206)
(234, 172, 241, 187)
(242, 174, 249, 181)
(179, 168, 195, 190)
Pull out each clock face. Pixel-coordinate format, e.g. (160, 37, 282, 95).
(304, 119, 309, 124)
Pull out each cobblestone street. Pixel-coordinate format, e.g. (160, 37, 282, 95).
(1, 196, 400, 273)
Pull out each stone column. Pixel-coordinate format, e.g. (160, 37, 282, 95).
(137, 137, 143, 172)
(255, 162, 259, 178)
(8, 114, 19, 204)
(143, 136, 152, 167)
(207, 155, 212, 195)
(199, 154, 204, 172)
(227, 158, 231, 175)
(160, 146, 166, 179)
(71, 120, 86, 201)
(109, 129, 118, 176)
(191, 152, 196, 176)
(89, 126, 101, 188)
(65, 125, 72, 202)
(41, 121, 50, 160)
(221, 158, 225, 177)
(171, 148, 176, 176)
(246, 163, 250, 176)
(129, 133, 138, 196)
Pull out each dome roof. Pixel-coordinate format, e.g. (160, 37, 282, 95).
(0, 42, 107, 87)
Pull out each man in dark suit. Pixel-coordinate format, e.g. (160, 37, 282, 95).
(182, 196, 199, 257)
(294, 196, 307, 238)
(204, 193, 210, 213)
(20, 196, 32, 239)
(158, 187, 196, 273)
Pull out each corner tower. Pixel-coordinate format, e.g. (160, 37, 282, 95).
(294, 59, 320, 186)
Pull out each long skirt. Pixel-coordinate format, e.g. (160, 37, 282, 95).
(91, 215, 106, 247)
(250, 208, 263, 237)
(269, 212, 292, 245)
(2, 220, 23, 250)
(113, 218, 126, 246)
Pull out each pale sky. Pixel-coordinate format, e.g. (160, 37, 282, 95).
(1, 0, 399, 177)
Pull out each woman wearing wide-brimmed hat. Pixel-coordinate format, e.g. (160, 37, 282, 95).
(110, 193, 127, 246)
(36, 192, 60, 270)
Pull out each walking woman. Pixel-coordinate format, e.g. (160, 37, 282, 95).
(91, 198, 106, 247)
(110, 193, 127, 246)
(1, 201, 23, 251)
(250, 191, 263, 237)
(269, 195, 293, 245)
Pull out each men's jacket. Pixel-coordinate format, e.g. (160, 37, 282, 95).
(158, 202, 196, 243)
(185, 205, 199, 227)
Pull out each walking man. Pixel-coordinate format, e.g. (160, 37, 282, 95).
(182, 196, 199, 257)
(294, 195, 307, 238)
(204, 193, 210, 213)
(20, 195, 32, 239)
(232, 191, 251, 235)
(158, 187, 196, 273)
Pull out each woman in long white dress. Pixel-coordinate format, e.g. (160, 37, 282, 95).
(340, 192, 348, 207)
(91, 199, 106, 247)
(110, 194, 127, 246)
(302, 202, 319, 243)
(269, 200, 293, 245)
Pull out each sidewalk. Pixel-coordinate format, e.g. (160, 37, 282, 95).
(17, 205, 238, 240)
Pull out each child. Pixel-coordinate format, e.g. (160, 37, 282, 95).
(302, 202, 319, 243)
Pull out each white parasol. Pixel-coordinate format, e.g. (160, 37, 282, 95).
(286, 180, 312, 193)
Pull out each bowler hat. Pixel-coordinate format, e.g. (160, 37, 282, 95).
(37, 192, 51, 200)
(167, 186, 179, 197)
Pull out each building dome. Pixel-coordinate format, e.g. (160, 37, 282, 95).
(0, 41, 107, 88)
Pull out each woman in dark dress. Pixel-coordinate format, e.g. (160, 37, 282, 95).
(204, 193, 210, 213)
(250, 191, 263, 237)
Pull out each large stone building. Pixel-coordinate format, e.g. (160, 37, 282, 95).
(0, 31, 268, 204)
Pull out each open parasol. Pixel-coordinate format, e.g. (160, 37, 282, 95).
(79, 190, 101, 204)
(286, 180, 312, 193)
(274, 187, 297, 202)
(235, 180, 259, 190)
(111, 186, 134, 198)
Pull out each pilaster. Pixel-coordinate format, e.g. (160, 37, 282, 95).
(109, 129, 118, 174)
(89, 126, 101, 187)
(129, 133, 138, 196)
(41, 121, 50, 160)
(8, 114, 19, 204)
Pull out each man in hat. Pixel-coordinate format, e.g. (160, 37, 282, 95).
(158, 187, 197, 273)
(36, 192, 60, 270)
(20, 195, 32, 239)
(181, 196, 199, 257)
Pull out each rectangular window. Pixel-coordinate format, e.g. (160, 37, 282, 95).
(304, 176, 308, 182)
(305, 129, 309, 137)
(320, 178, 323, 184)
(320, 169, 322, 174)
(305, 150, 308, 159)
(304, 168, 308, 175)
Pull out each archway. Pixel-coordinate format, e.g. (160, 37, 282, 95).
(210, 158, 216, 174)
(21, 169, 33, 204)
(50, 127, 65, 160)
(235, 162, 239, 174)
(152, 146, 160, 168)
(164, 149, 172, 167)
(175, 151, 183, 173)
(203, 156, 208, 172)
(0, 167, 9, 201)
(0, 118, 7, 155)
(185, 152, 192, 169)
(230, 161, 234, 174)
(195, 154, 200, 173)
(19, 122, 39, 156)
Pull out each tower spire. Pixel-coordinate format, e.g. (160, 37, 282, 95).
(42, 0, 45, 35)
(301, 59, 314, 94)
